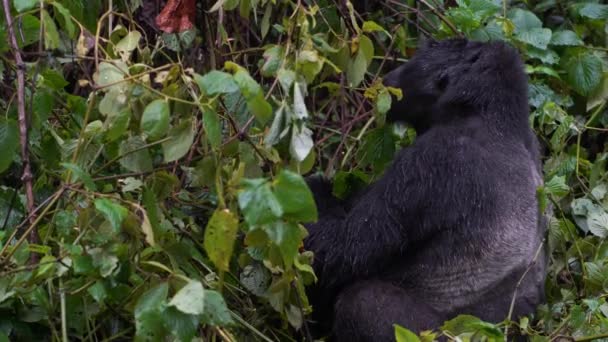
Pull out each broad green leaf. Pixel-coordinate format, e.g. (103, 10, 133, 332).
(290, 125, 313, 162)
(564, 52, 603, 96)
(201, 290, 234, 325)
(94, 60, 129, 92)
(587, 74, 608, 111)
(232, 68, 262, 98)
(162, 307, 198, 342)
(105, 110, 131, 142)
(41, 69, 69, 90)
(162, 119, 195, 162)
(135, 284, 169, 319)
(169, 281, 205, 315)
(240, 263, 269, 296)
(0, 119, 18, 173)
(115, 31, 142, 56)
(204, 209, 239, 272)
(17, 15, 41, 48)
(550, 30, 583, 46)
(51, 2, 76, 38)
(135, 283, 169, 340)
(508, 8, 542, 33)
(61, 163, 97, 191)
(194, 71, 239, 95)
(42, 10, 60, 50)
(119, 136, 153, 172)
(347, 35, 374, 87)
(441, 315, 503, 338)
(94, 198, 128, 232)
(13, 0, 37, 12)
(362, 21, 390, 37)
(395, 325, 421, 342)
(141, 99, 170, 140)
(202, 109, 221, 148)
(247, 94, 273, 125)
(588, 211, 608, 238)
(578, 3, 608, 20)
(273, 170, 317, 222)
(261, 45, 283, 77)
(277, 68, 296, 94)
(264, 103, 285, 147)
(293, 83, 308, 119)
(545, 175, 569, 197)
(357, 126, 396, 172)
(515, 28, 552, 49)
(263, 221, 306, 269)
(238, 178, 283, 225)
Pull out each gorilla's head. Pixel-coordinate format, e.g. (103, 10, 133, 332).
(383, 39, 528, 132)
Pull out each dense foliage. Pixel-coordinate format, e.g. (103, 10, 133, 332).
(0, 0, 607, 340)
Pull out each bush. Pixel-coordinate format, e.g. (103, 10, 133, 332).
(0, 0, 607, 340)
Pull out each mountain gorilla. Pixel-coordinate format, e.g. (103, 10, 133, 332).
(304, 39, 547, 341)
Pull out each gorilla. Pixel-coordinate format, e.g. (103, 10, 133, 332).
(304, 39, 547, 341)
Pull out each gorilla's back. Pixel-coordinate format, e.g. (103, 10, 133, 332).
(384, 122, 546, 321)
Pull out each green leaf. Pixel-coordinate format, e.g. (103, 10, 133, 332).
(194, 71, 239, 95)
(0, 119, 18, 173)
(119, 136, 153, 172)
(51, 2, 76, 38)
(588, 211, 608, 238)
(61, 163, 97, 191)
(290, 125, 313, 162)
(578, 3, 608, 20)
(263, 221, 305, 268)
(105, 110, 131, 142)
(357, 126, 396, 172)
(362, 21, 390, 37)
(94, 198, 128, 232)
(141, 99, 170, 140)
(162, 119, 195, 162)
(162, 307, 198, 342)
(169, 281, 205, 315)
(550, 30, 583, 46)
(16, 15, 41, 48)
(395, 325, 421, 342)
(41, 69, 69, 90)
(293, 83, 308, 119)
(94, 60, 129, 92)
(204, 209, 239, 272)
(115, 31, 141, 54)
(135, 283, 169, 319)
(238, 178, 283, 226)
(135, 283, 169, 340)
(247, 94, 273, 124)
(545, 175, 569, 197)
(347, 35, 374, 87)
(508, 8, 542, 33)
(42, 9, 60, 50)
(13, 0, 37, 12)
(201, 290, 234, 326)
(200, 110, 221, 149)
(515, 28, 552, 50)
(273, 170, 318, 223)
(441, 315, 503, 338)
(564, 52, 603, 96)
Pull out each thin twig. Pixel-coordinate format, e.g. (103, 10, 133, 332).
(1, 0, 38, 248)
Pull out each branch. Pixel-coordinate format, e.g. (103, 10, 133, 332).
(1, 0, 38, 247)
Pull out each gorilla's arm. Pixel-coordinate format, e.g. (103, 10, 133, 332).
(307, 148, 434, 289)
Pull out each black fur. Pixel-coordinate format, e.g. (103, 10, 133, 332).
(304, 39, 547, 341)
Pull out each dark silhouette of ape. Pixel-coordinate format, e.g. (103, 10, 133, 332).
(304, 39, 547, 341)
